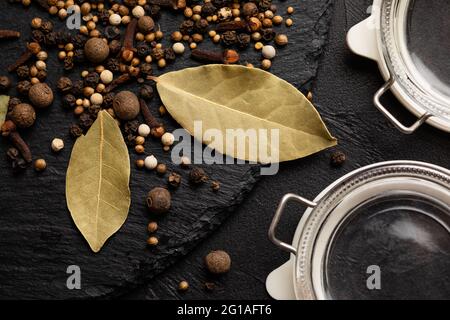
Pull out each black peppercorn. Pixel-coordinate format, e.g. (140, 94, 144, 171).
(148, 4, 161, 18)
(330, 151, 346, 167)
(98, 10, 110, 25)
(70, 124, 83, 138)
(151, 47, 165, 60)
(8, 97, 21, 112)
(12, 157, 28, 173)
(84, 72, 100, 88)
(221, 31, 238, 46)
(62, 94, 76, 109)
(72, 34, 87, 49)
(195, 19, 209, 33)
(202, 2, 217, 16)
(0, 76, 12, 92)
(103, 92, 115, 108)
(237, 33, 251, 48)
(164, 48, 176, 62)
(258, 0, 272, 11)
(180, 20, 195, 34)
(212, 0, 231, 7)
(139, 85, 154, 100)
(124, 120, 140, 133)
(17, 80, 32, 96)
(57, 77, 73, 93)
(261, 28, 275, 42)
(104, 26, 121, 41)
(31, 30, 45, 43)
(79, 113, 94, 129)
(140, 63, 153, 76)
(168, 172, 181, 188)
(36, 70, 47, 82)
(41, 20, 53, 33)
(125, 133, 136, 146)
(71, 80, 84, 96)
(64, 56, 74, 71)
(106, 58, 121, 73)
(44, 32, 57, 46)
(189, 167, 208, 184)
(56, 31, 71, 45)
(16, 66, 30, 79)
(73, 49, 85, 63)
(88, 104, 101, 117)
(136, 42, 151, 58)
(109, 40, 122, 56)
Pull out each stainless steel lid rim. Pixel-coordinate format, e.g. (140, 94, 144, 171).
(294, 161, 450, 300)
(378, 0, 450, 124)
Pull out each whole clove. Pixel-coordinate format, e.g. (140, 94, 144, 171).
(191, 49, 239, 64)
(0, 29, 21, 40)
(104, 74, 132, 93)
(1, 120, 32, 163)
(139, 98, 165, 138)
(216, 20, 247, 32)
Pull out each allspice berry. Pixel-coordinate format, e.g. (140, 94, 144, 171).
(147, 187, 171, 214)
(28, 83, 54, 108)
(9, 103, 36, 128)
(205, 250, 231, 274)
(242, 2, 258, 16)
(84, 38, 110, 64)
(113, 91, 140, 120)
(138, 16, 155, 33)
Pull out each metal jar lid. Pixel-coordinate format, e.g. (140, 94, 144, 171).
(347, 0, 450, 133)
(269, 161, 450, 299)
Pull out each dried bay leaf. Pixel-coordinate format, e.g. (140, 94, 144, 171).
(66, 110, 131, 253)
(0, 95, 9, 128)
(155, 64, 337, 163)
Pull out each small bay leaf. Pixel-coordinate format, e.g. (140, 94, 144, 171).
(0, 95, 10, 128)
(155, 64, 337, 163)
(66, 110, 131, 253)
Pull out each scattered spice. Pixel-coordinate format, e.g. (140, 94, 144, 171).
(1, 120, 32, 163)
(147, 187, 171, 214)
(28, 83, 54, 109)
(0, 29, 21, 40)
(205, 250, 231, 274)
(147, 221, 158, 233)
(330, 151, 346, 167)
(147, 236, 159, 246)
(9, 103, 36, 128)
(34, 158, 47, 172)
(113, 91, 140, 120)
(139, 98, 165, 138)
(51, 138, 64, 153)
(168, 172, 181, 188)
(204, 282, 216, 291)
(189, 167, 208, 184)
(211, 181, 220, 192)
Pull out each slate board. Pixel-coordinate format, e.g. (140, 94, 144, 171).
(0, 0, 333, 299)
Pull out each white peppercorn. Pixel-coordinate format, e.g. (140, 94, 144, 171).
(172, 42, 185, 55)
(144, 155, 158, 170)
(51, 138, 64, 152)
(109, 14, 121, 26)
(132, 6, 145, 18)
(138, 124, 151, 137)
(100, 70, 113, 84)
(90, 93, 103, 105)
(262, 45, 276, 59)
(161, 132, 175, 146)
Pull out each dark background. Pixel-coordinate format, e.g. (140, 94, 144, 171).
(125, 0, 449, 299)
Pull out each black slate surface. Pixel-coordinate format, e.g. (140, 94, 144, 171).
(125, 0, 450, 300)
(0, 1, 333, 299)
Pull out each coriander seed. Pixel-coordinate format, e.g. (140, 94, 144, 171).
(34, 159, 47, 172)
(261, 59, 271, 70)
(135, 136, 145, 145)
(285, 18, 293, 27)
(147, 221, 158, 233)
(135, 144, 145, 154)
(178, 281, 189, 292)
(136, 159, 145, 169)
(156, 163, 167, 175)
(147, 236, 159, 246)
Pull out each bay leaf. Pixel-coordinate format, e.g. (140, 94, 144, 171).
(155, 64, 337, 163)
(0, 95, 10, 128)
(66, 110, 131, 253)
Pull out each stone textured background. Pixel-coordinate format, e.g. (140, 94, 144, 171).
(0, 0, 334, 299)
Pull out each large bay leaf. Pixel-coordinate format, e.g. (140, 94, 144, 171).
(66, 110, 131, 253)
(0, 95, 9, 128)
(155, 64, 337, 163)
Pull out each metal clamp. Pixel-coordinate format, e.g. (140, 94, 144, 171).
(268, 194, 317, 256)
(374, 78, 431, 134)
